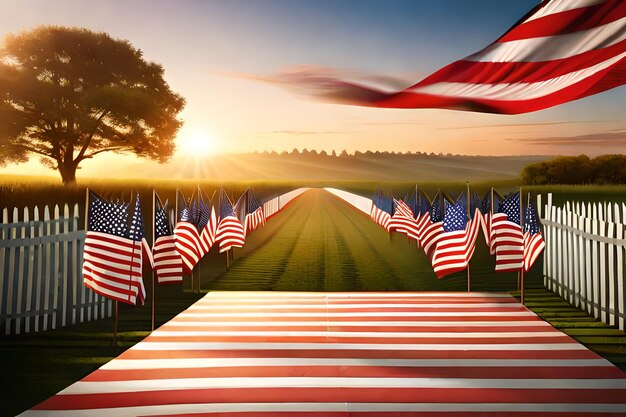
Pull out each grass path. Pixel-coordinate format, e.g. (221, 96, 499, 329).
(210, 189, 543, 292)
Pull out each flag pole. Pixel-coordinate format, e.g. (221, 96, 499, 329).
(151, 188, 156, 332)
(197, 184, 201, 294)
(113, 300, 118, 346)
(466, 181, 471, 293)
(519, 187, 524, 305)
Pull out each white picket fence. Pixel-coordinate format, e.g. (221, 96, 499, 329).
(539, 193, 626, 331)
(263, 188, 310, 219)
(0, 204, 112, 336)
(324, 188, 372, 215)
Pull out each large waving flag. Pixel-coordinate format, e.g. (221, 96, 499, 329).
(523, 198, 546, 272)
(318, 0, 626, 114)
(491, 192, 524, 272)
(431, 198, 481, 279)
(215, 190, 246, 253)
(82, 191, 146, 306)
(152, 193, 183, 284)
(173, 191, 202, 275)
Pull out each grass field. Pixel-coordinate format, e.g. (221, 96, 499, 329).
(214, 189, 544, 292)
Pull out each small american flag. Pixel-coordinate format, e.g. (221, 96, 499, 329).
(195, 192, 214, 257)
(152, 193, 183, 284)
(215, 190, 246, 253)
(420, 192, 445, 258)
(244, 190, 266, 235)
(491, 192, 524, 272)
(388, 197, 420, 241)
(480, 189, 502, 255)
(174, 191, 202, 275)
(523, 199, 546, 273)
(431, 199, 481, 279)
(82, 191, 146, 305)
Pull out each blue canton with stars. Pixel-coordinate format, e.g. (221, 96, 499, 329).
(128, 194, 145, 242)
(524, 201, 542, 235)
(443, 200, 467, 232)
(498, 192, 521, 225)
(154, 200, 171, 239)
(88, 192, 129, 238)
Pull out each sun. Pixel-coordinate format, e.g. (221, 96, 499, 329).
(177, 126, 219, 157)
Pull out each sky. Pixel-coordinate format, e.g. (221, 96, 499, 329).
(1, 0, 625, 177)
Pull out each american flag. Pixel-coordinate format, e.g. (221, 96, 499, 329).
(215, 190, 246, 253)
(82, 191, 146, 306)
(244, 190, 266, 235)
(388, 197, 420, 241)
(523, 199, 546, 273)
(414, 190, 432, 247)
(195, 192, 214, 257)
(152, 193, 183, 284)
(24, 292, 626, 416)
(370, 190, 392, 232)
(174, 191, 202, 275)
(480, 189, 502, 255)
(419, 192, 445, 258)
(431, 199, 481, 279)
(323, 0, 626, 114)
(200, 203, 218, 256)
(491, 192, 524, 273)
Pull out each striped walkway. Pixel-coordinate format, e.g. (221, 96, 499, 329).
(21, 292, 626, 416)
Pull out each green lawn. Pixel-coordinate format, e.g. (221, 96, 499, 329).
(210, 189, 543, 292)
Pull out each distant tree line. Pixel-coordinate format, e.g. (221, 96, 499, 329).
(521, 155, 626, 185)
(250, 149, 472, 158)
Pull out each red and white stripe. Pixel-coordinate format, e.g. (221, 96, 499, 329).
(338, 0, 626, 114)
(152, 235, 184, 284)
(215, 216, 246, 253)
(199, 208, 217, 256)
(370, 204, 391, 232)
(491, 213, 524, 272)
(173, 221, 202, 275)
(23, 291, 626, 416)
(388, 199, 420, 240)
(82, 231, 145, 305)
(432, 209, 482, 279)
(245, 207, 265, 235)
(523, 230, 546, 273)
(419, 217, 445, 259)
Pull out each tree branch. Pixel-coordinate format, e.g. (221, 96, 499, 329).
(15, 144, 55, 159)
(81, 146, 126, 159)
(75, 110, 109, 162)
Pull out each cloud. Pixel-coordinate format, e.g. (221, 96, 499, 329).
(438, 121, 608, 131)
(243, 130, 352, 139)
(509, 131, 626, 147)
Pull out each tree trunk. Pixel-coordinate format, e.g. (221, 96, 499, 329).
(58, 163, 77, 186)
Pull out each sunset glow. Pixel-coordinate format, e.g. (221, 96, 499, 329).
(177, 126, 220, 157)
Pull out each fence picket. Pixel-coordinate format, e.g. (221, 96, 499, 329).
(43, 206, 51, 331)
(0, 209, 8, 335)
(5, 208, 19, 335)
(33, 207, 43, 332)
